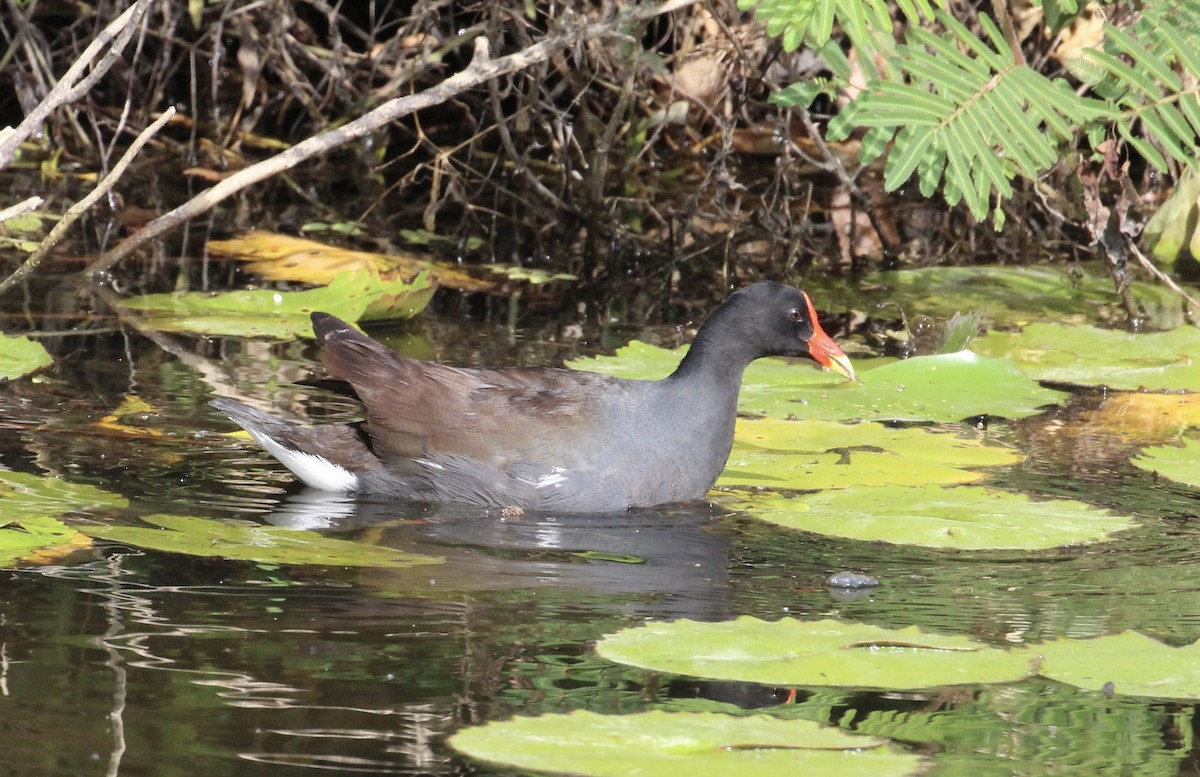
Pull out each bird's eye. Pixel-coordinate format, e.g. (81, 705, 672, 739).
(786, 307, 804, 323)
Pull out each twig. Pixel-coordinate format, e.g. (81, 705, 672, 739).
(792, 103, 899, 258)
(1128, 239, 1200, 314)
(86, 0, 702, 277)
(0, 0, 152, 168)
(0, 107, 175, 296)
(0, 196, 43, 225)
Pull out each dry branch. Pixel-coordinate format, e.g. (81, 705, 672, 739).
(86, 0, 701, 277)
(0, 108, 175, 296)
(0, 0, 152, 168)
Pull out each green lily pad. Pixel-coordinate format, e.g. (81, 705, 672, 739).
(0, 471, 124, 567)
(971, 323, 1200, 390)
(0, 333, 52, 379)
(720, 418, 1021, 490)
(1038, 631, 1200, 701)
(0, 515, 90, 567)
(449, 710, 923, 777)
(119, 269, 435, 338)
(837, 266, 1186, 329)
(738, 485, 1133, 549)
(596, 617, 1033, 690)
(0, 470, 129, 518)
(1132, 437, 1200, 488)
(572, 346, 1065, 423)
(83, 514, 442, 568)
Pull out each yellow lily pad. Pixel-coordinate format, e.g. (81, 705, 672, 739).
(720, 418, 1021, 490)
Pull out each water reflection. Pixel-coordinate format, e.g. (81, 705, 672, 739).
(262, 489, 732, 621)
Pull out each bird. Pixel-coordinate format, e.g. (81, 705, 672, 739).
(211, 282, 855, 513)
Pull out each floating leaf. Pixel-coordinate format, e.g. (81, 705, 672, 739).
(83, 514, 442, 568)
(971, 324, 1200, 390)
(450, 710, 923, 777)
(819, 683, 1189, 774)
(738, 485, 1133, 549)
(572, 346, 1065, 423)
(1132, 437, 1200, 488)
(719, 418, 1021, 490)
(94, 395, 166, 439)
(0, 470, 129, 518)
(0, 471, 122, 568)
(596, 617, 1033, 690)
(0, 516, 91, 568)
(0, 333, 52, 379)
(1080, 393, 1200, 443)
(1038, 631, 1200, 700)
(818, 266, 1186, 329)
(119, 269, 435, 338)
(209, 230, 498, 293)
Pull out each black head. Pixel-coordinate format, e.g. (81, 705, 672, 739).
(681, 282, 855, 379)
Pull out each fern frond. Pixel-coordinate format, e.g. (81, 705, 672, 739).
(1074, 6, 1200, 170)
(818, 10, 1109, 223)
(739, 0, 946, 53)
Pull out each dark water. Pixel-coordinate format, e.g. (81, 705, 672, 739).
(2, 284, 1200, 776)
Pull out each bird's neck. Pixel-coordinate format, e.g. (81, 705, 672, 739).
(668, 323, 757, 393)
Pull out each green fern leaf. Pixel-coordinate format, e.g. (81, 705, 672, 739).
(1120, 123, 1169, 170)
(860, 127, 894, 166)
(810, 0, 835, 45)
(1156, 104, 1198, 154)
(1159, 25, 1200, 83)
(1086, 48, 1163, 100)
(1140, 109, 1194, 165)
(884, 125, 935, 189)
(1104, 25, 1181, 90)
(918, 150, 946, 197)
(1178, 94, 1200, 137)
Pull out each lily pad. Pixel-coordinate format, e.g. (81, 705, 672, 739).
(844, 266, 1185, 329)
(0, 333, 52, 379)
(0, 470, 129, 518)
(971, 323, 1200, 390)
(1038, 630, 1200, 701)
(738, 485, 1134, 549)
(1080, 393, 1200, 443)
(720, 418, 1021, 490)
(572, 346, 1065, 423)
(0, 516, 91, 567)
(1131, 437, 1200, 488)
(449, 710, 923, 777)
(83, 514, 442, 568)
(596, 617, 1033, 690)
(119, 269, 435, 338)
(0, 471, 122, 567)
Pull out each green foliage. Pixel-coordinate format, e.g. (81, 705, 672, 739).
(757, 0, 1200, 225)
(739, 0, 941, 56)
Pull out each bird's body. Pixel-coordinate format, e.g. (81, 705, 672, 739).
(213, 282, 854, 512)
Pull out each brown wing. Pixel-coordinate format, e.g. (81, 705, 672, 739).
(313, 314, 622, 471)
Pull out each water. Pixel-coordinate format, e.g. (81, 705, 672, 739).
(1, 279, 1200, 776)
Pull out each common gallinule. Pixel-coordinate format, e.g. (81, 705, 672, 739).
(212, 282, 854, 512)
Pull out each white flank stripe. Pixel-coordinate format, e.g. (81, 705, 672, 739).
(247, 429, 359, 492)
(536, 469, 569, 489)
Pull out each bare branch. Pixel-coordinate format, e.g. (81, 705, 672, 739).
(0, 0, 153, 168)
(86, 0, 701, 277)
(0, 107, 175, 296)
